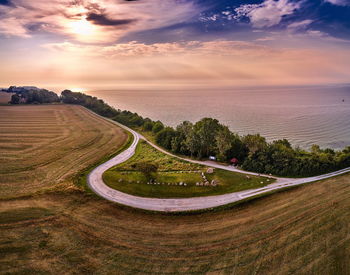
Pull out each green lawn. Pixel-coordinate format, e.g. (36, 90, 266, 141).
(103, 141, 274, 198)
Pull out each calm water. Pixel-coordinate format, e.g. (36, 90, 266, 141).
(89, 85, 350, 150)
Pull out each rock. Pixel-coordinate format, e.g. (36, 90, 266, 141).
(206, 168, 214, 174)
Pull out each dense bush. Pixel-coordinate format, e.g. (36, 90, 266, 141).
(61, 90, 118, 118)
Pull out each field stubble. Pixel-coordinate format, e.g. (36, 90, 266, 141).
(1, 105, 350, 274)
(0, 105, 127, 198)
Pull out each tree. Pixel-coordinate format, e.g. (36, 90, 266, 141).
(10, 94, 21, 104)
(194, 118, 221, 158)
(155, 127, 176, 150)
(184, 128, 200, 157)
(215, 126, 233, 161)
(242, 134, 267, 156)
(311, 144, 321, 154)
(172, 121, 194, 154)
(143, 121, 154, 131)
(152, 121, 164, 133)
(135, 162, 158, 180)
(226, 133, 247, 161)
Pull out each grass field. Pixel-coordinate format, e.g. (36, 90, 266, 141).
(1, 104, 350, 274)
(103, 141, 271, 198)
(0, 105, 128, 199)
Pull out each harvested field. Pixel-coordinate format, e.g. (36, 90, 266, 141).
(1, 104, 350, 274)
(0, 105, 128, 198)
(1, 174, 350, 274)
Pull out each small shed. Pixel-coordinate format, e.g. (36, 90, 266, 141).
(230, 158, 239, 165)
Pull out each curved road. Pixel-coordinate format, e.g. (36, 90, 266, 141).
(87, 110, 350, 212)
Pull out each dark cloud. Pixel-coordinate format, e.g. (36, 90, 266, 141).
(86, 13, 135, 26)
(0, 0, 13, 6)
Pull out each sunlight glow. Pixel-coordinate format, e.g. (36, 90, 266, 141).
(69, 87, 86, 93)
(68, 17, 95, 37)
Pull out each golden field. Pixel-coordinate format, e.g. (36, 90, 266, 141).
(0, 105, 127, 198)
(1, 105, 350, 274)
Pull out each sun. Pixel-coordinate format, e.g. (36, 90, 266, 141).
(68, 17, 95, 37)
(69, 87, 86, 93)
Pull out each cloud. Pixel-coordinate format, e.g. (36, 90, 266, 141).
(287, 20, 313, 31)
(324, 0, 350, 6)
(235, 0, 301, 28)
(11, 39, 348, 87)
(86, 13, 135, 26)
(43, 40, 277, 59)
(0, 0, 199, 43)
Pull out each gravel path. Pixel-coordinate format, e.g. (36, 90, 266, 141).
(87, 111, 350, 212)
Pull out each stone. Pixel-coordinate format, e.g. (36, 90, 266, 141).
(206, 168, 214, 174)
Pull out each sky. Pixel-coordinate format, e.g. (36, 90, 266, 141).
(0, 0, 350, 89)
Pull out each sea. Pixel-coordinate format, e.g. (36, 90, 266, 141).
(88, 85, 350, 150)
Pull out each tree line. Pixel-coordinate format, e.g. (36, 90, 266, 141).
(12, 89, 350, 177)
(62, 90, 350, 177)
(7, 86, 60, 104)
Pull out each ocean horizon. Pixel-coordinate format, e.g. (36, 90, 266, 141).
(86, 84, 350, 150)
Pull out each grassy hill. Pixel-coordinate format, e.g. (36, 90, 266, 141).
(1, 105, 350, 274)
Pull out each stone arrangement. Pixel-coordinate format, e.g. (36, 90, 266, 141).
(117, 170, 219, 187)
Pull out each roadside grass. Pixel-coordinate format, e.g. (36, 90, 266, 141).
(103, 141, 273, 198)
(116, 139, 202, 171)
